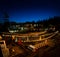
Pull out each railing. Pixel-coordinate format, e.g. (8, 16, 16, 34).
(33, 31, 59, 48)
(23, 31, 59, 42)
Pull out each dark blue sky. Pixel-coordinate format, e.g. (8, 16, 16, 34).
(0, 0, 60, 23)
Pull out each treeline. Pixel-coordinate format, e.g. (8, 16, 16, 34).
(41, 16, 60, 30)
(0, 16, 60, 32)
(25, 16, 60, 30)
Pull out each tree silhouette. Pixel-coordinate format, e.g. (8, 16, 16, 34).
(2, 12, 10, 32)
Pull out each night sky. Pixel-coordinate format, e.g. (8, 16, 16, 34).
(0, 0, 60, 23)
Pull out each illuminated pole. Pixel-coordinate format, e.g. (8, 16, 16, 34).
(39, 36, 41, 40)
